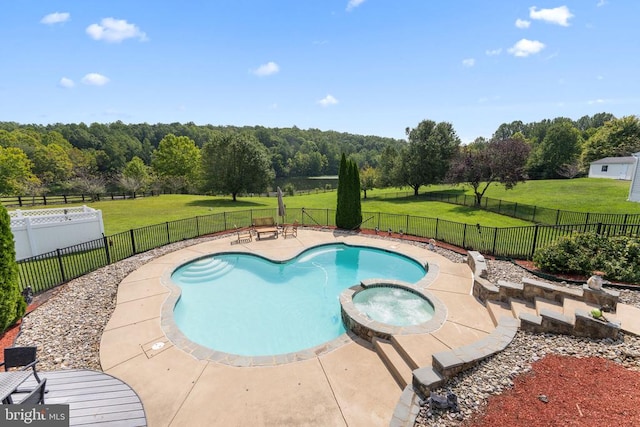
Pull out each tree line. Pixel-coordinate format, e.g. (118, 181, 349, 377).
(0, 113, 638, 203)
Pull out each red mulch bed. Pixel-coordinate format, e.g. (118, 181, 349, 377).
(465, 354, 640, 427)
(0, 302, 42, 363)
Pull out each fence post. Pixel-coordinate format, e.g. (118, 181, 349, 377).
(18, 196, 22, 207)
(103, 235, 111, 264)
(492, 227, 498, 256)
(130, 229, 137, 254)
(462, 223, 467, 248)
(555, 209, 560, 225)
(223, 212, 227, 230)
(43, 195, 47, 206)
(597, 222, 602, 235)
(166, 222, 171, 244)
(56, 249, 66, 283)
(435, 218, 439, 240)
(63, 195, 67, 204)
(530, 224, 540, 259)
(585, 212, 590, 225)
(406, 215, 409, 233)
(196, 216, 200, 237)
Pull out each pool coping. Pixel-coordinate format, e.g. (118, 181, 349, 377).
(159, 241, 439, 367)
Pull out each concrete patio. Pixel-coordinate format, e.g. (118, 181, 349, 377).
(100, 229, 494, 426)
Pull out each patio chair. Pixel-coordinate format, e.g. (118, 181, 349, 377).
(1, 346, 42, 389)
(15, 378, 46, 405)
(283, 221, 298, 239)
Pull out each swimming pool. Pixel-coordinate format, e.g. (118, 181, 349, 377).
(171, 243, 426, 356)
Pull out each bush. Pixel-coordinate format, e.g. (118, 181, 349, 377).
(283, 183, 295, 196)
(0, 205, 26, 333)
(534, 232, 640, 283)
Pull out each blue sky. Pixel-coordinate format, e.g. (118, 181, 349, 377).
(1, 1, 638, 142)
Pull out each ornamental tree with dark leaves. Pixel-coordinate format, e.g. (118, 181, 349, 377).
(447, 138, 531, 206)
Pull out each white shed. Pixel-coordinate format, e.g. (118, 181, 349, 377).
(628, 153, 640, 202)
(588, 156, 636, 180)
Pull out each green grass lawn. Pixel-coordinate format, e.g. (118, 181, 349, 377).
(430, 178, 640, 214)
(71, 192, 530, 235)
(13, 178, 639, 235)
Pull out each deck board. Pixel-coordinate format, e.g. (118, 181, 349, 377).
(15, 369, 146, 427)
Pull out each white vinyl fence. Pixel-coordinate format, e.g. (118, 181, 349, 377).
(9, 206, 105, 261)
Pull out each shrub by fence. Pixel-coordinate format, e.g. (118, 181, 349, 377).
(15, 207, 640, 295)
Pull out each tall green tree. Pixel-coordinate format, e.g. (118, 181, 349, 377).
(119, 156, 150, 195)
(335, 154, 362, 229)
(360, 166, 378, 199)
(0, 146, 40, 195)
(581, 116, 640, 166)
(151, 134, 201, 192)
(527, 121, 582, 179)
(397, 120, 460, 195)
(0, 205, 26, 333)
(201, 133, 274, 201)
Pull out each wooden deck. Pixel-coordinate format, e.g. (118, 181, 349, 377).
(17, 369, 146, 426)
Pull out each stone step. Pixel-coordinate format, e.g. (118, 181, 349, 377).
(535, 297, 563, 316)
(373, 338, 413, 390)
(486, 300, 515, 326)
(563, 297, 600, 320)
(510, 298, 536, 320)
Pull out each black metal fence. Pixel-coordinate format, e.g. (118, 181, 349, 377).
(421, 192, 640, 226)
(16, 207, 640, 296)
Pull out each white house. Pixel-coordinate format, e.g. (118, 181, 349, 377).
(588, 156, 636, 180)
(628, 153, 640, 202)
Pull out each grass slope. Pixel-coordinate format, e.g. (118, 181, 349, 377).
(432, 178, 640, 214)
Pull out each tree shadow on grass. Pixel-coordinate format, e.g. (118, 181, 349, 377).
(185, 199, 268, 208)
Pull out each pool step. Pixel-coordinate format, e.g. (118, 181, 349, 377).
(373, 338, 413, 390)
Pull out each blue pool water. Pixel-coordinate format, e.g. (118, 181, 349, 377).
(171, 243, 426, 356)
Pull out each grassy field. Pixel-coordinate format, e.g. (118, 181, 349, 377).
(430, 178, 640, 214)
(11, 178, 639, 235)
(73, 191, 530, 235)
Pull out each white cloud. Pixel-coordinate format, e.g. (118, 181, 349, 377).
(86, 18, 148, 43)
(597, 0, 607, 7)
(485, 48, 502, 56)
(462, 58, 475, 67)
(346, 0, 366, 11)
(508, 39, 545, 57)
(41, 12, 70, 25)
(318, 94, 338, 107)
(529, 6, 574, 27)
(597, 75, 604, 80)
(58, 77, 74, 88)
(515, 19, 531, 29)
(253, 61, 280, 76)
(81, 73, 110, 86)
(588, 99, 607, 105)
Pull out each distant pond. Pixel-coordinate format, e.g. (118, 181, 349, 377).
(275, 176, 338, 191)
